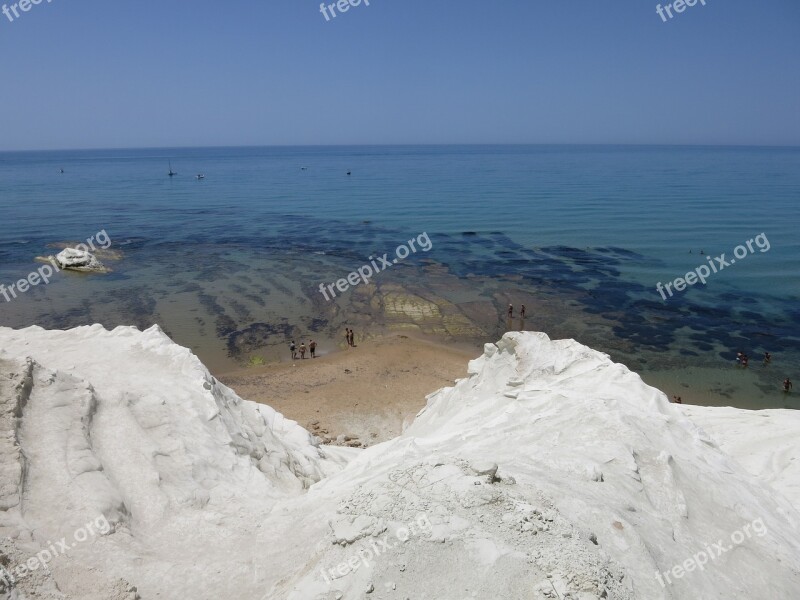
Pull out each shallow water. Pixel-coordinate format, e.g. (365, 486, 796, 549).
(0, 145, 798, 408)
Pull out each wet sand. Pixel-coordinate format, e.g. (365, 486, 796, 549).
(641, 364, 799, 411)
(217, 334, 481, 446)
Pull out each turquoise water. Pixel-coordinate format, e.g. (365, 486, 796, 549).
(0, 145, 798, 408)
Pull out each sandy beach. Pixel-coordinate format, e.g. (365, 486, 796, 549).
(217, 334, 480, 446)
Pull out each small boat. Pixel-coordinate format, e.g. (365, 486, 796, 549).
(196, 174, 205, 180)
(168, 161, 176, 177)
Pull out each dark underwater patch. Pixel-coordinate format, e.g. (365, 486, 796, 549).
(226, 322, 296, 357)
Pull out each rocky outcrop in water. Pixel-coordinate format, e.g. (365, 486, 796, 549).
(53, 248, 109, 272)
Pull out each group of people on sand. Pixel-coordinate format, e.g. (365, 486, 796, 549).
(288, 329, 356, 360)
(289, 339, 317, 360)
(735, 349, 793, 393)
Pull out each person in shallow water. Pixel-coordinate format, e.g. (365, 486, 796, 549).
(763, 351, 772, 365)
(521, 304, 526, 319)
(508, 304, 513, 319)
(784, 378, 793, 393)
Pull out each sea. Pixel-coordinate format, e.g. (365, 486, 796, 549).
(0, 145, 798, 409)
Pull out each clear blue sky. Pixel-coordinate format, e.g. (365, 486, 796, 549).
(1, 0, 798, 150)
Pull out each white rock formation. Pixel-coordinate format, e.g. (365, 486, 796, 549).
(0, 327, 798, 600)
(677, 405, 800, 515)
(54, 248, 107, 272)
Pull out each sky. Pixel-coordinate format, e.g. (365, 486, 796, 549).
(0, 0, 798, 150)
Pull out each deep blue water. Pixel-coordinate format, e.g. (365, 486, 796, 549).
(0, 145, 798, 408)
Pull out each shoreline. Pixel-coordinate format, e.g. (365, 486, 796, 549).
(214, 327, 485, 376)
(217, 332, 480, 446)
(218, 323, 799, 449)
(1, 220, 794, 413)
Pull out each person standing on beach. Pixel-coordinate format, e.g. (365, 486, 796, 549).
(345, 328, 351, 348)
(508, 304, 513, 319)
(349, 329, 355, 347)
(299, 342, 306, 359)
(784, 378, 793, 393)
(521, 304, 526, 319)
(290, 340, 297, 360)
(309, 340, 317, 358)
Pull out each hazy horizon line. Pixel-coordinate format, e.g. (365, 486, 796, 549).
(2, 142, 800, 154)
